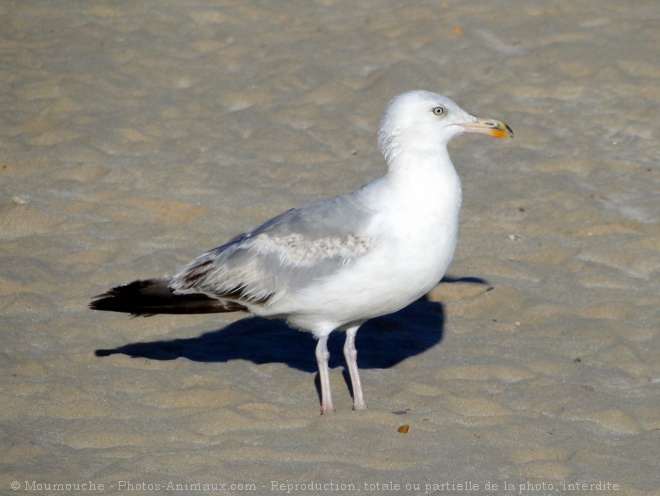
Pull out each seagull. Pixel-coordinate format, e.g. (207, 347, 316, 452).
(90, 90, 513, 414)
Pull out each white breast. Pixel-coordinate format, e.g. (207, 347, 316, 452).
(276, 151, 462, 336)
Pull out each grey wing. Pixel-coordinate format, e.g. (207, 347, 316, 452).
(169, 193, 374, 308)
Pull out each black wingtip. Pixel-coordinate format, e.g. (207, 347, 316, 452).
(89, 279, 171, 316)
(90, 278, 247, 316)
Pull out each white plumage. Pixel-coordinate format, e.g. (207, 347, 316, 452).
(91, 90, 513, 414)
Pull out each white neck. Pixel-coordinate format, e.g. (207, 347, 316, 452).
(383, 146, 462, 220)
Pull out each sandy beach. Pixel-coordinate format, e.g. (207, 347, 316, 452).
(1, 1, 658, 495)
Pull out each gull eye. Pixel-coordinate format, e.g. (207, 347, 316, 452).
(432, 106, 445, 116)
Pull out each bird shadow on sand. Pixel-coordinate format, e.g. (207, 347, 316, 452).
(96, 298, 443, 372)
(95, 276, 488, 405)
(95, 276, 488, 375)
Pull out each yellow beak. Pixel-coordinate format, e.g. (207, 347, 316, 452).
(459, 117, 513, 138)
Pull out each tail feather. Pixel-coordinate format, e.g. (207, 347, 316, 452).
(89, 278, 246, 316)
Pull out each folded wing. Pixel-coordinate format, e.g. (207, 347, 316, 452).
(170, 193, 374, 311)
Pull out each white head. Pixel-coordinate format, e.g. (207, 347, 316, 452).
(378, 90, 512, 163)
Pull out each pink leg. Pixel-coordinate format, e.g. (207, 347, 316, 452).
(315, 335, 334, 414)
(343, 325, 367, 410)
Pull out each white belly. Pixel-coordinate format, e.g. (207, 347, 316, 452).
(259, 154, 462, 337)
(280, 206, 459, 336)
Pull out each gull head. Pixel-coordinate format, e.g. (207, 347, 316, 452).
(378, 90, 513, 163)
